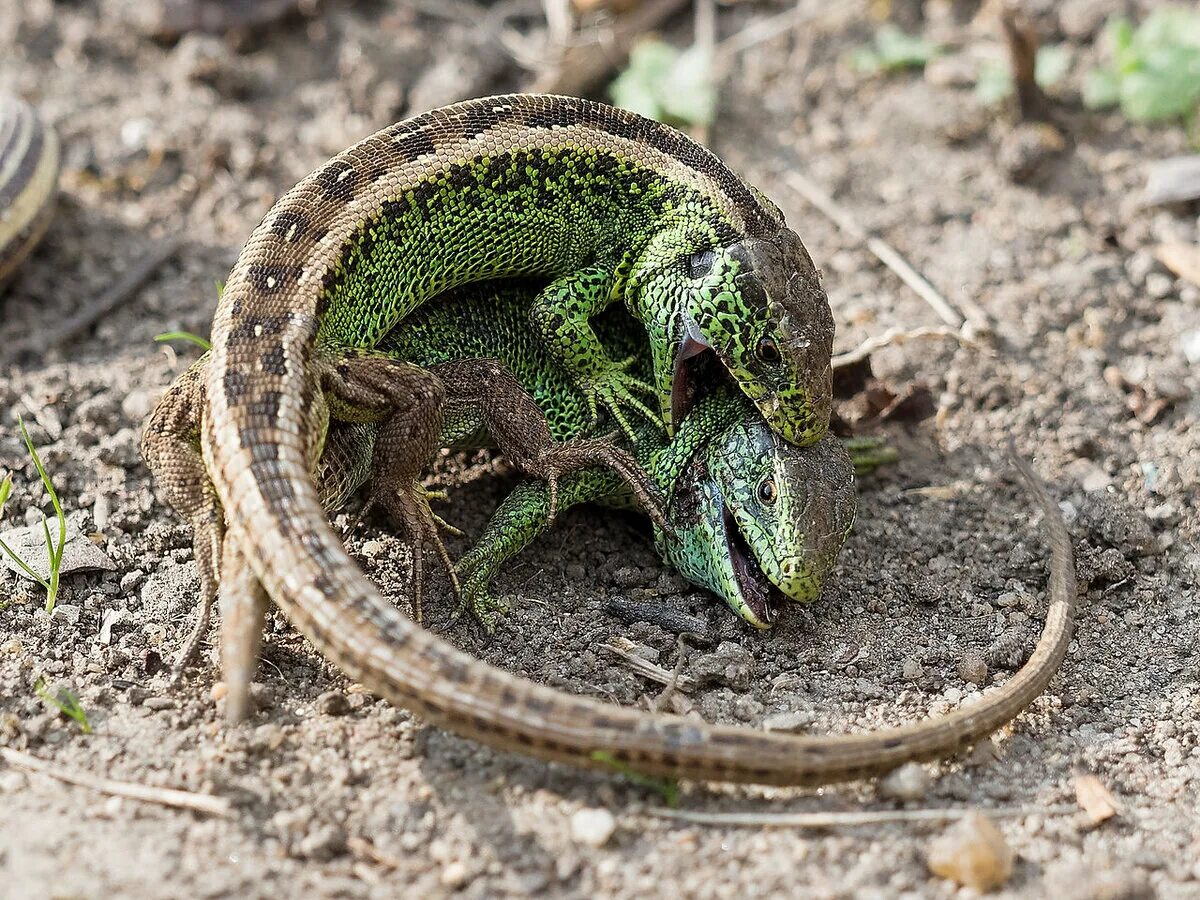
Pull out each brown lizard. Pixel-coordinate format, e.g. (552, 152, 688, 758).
(145, 95, 1077, 784)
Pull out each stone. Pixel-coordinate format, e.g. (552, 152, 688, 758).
(570, 807, 617, 848)
(879, 763, 932, 801)
(927, 812, 1015, 892)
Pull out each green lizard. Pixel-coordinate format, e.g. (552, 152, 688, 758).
(144, 94, 1079, 785)
(370, 280, 856, 629)
(143, 94, 835, 634)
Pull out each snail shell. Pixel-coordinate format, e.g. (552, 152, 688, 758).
(0, 95, 60, 288)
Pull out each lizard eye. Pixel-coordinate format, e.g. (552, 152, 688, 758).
(757, 478, 777, 505)
(686, 249, 715, 279)
(757, 338, 781, 363)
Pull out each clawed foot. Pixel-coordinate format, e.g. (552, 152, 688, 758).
(450, 553, 511, 634)
(580, 356, 660, 444)
(523, 431, 671, 535)
(367, 481, 463, 624)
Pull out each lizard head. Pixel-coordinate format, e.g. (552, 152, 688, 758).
(636, 227, 835, 448)
(655, 411, 856, 628)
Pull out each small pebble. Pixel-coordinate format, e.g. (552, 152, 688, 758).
(297, 824, 346, 861)
(361, 540, 384, 558)
(902, 657, 924, 681)
(958, 653, 988, 686)
(440, 860, 471, 888)
(927, 811, 1015, 892)
(143, 696, 176, 711)
(317, 691, 351, 716)
(52, 604, 82, 625)
(762, 710, 814, 734)
(570, 807, 617, 848)
(878, 763, 932, 801)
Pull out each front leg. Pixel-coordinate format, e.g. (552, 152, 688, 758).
(456, 469, 623, 629)
(529, 266, 659, 442)
(431, 358, 668, 532)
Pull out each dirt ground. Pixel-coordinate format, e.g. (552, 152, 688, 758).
(2, 0, 1198, 897)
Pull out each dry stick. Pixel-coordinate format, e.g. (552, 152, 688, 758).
(648, 804, 1078, 829)
(1000, 5, 1051, 123)
(23, 234, 183, 357)
(832, 325, 976, 369)
(1, 746, 233, 818)
(650, 632, 699, 713)
(601, 639, 697, 692)
(529, 0, 691, 96)
(715, 2, 817, 60)
(781, 171, 989, 334)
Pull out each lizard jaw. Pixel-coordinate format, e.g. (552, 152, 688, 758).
(722, 503, 784, 629)
(670, 321, 714, 430)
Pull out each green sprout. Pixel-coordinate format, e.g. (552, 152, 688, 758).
(975, 43, 1070, 105)
(34, 677, 92, 734)
(591, 750, 680, 807)
(851, 25, 941, 74)
(610, 40, 715, 128)
(0, 418, 68, 612)
(1082, 8, 1200, 123)
(154, 331, 211, 351)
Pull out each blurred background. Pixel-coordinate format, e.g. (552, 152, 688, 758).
(2, 2, 1199, 897)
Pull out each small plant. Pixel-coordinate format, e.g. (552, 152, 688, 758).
(610, 39, 715, 128)
(0, 417, 68, 612)
(851, 24, 941, 74)
(154, 331, 211, 351)
(591, 750, 680, 806)
(34, 677, 92, 734)
(975, 44, 1070, 105)
(1082, 8, 1200, 122)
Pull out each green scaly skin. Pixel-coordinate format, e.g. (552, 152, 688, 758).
(307, 95, 834, 446)
(368, 280, 857, 629)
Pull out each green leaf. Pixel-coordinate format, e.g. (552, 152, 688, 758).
(34, 677, 92, 734)
(1083, 68, 1121, 109)
(1120, 66, 1200, 121)
(0, 474, 11, 516)
(873, 24, 939, 70)
(610, 39, 715, 128)
(1105, 17, 1136, 70)
(974, 59, 1013, 104)
(660, 47, 716, 127)
(154, 331, 212, 351)
(849, 47, 882, 74)
(1035, 44, 1070, 87)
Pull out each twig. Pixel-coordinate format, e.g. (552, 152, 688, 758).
(651, 632, 700, 713)
(647, 803, 1078, 828)
(832, 325, 977, 369)
(601, 639, 697, 692)
(782, 171, 986, 333)
(1000, 4, 1051, 123)
(529, 0, 691, 96)
(1, 746, 233, 818)
(716, 2, 816, 61)
(18, 234, 183, 358)
(542, 0, 573, 49)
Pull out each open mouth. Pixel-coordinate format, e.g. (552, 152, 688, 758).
(723, 503, 786, 629)
(671, 331, 723, 428)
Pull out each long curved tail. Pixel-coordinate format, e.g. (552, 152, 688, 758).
(205, 293, 1075, 785)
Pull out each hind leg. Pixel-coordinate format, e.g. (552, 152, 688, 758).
(321, 353, 454, 620)
(140, 359, 225, 679)
(432, 358, 668, 531)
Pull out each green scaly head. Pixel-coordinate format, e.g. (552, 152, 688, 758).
(627, 226, 835, 449)
(652, 398, 856, 628)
